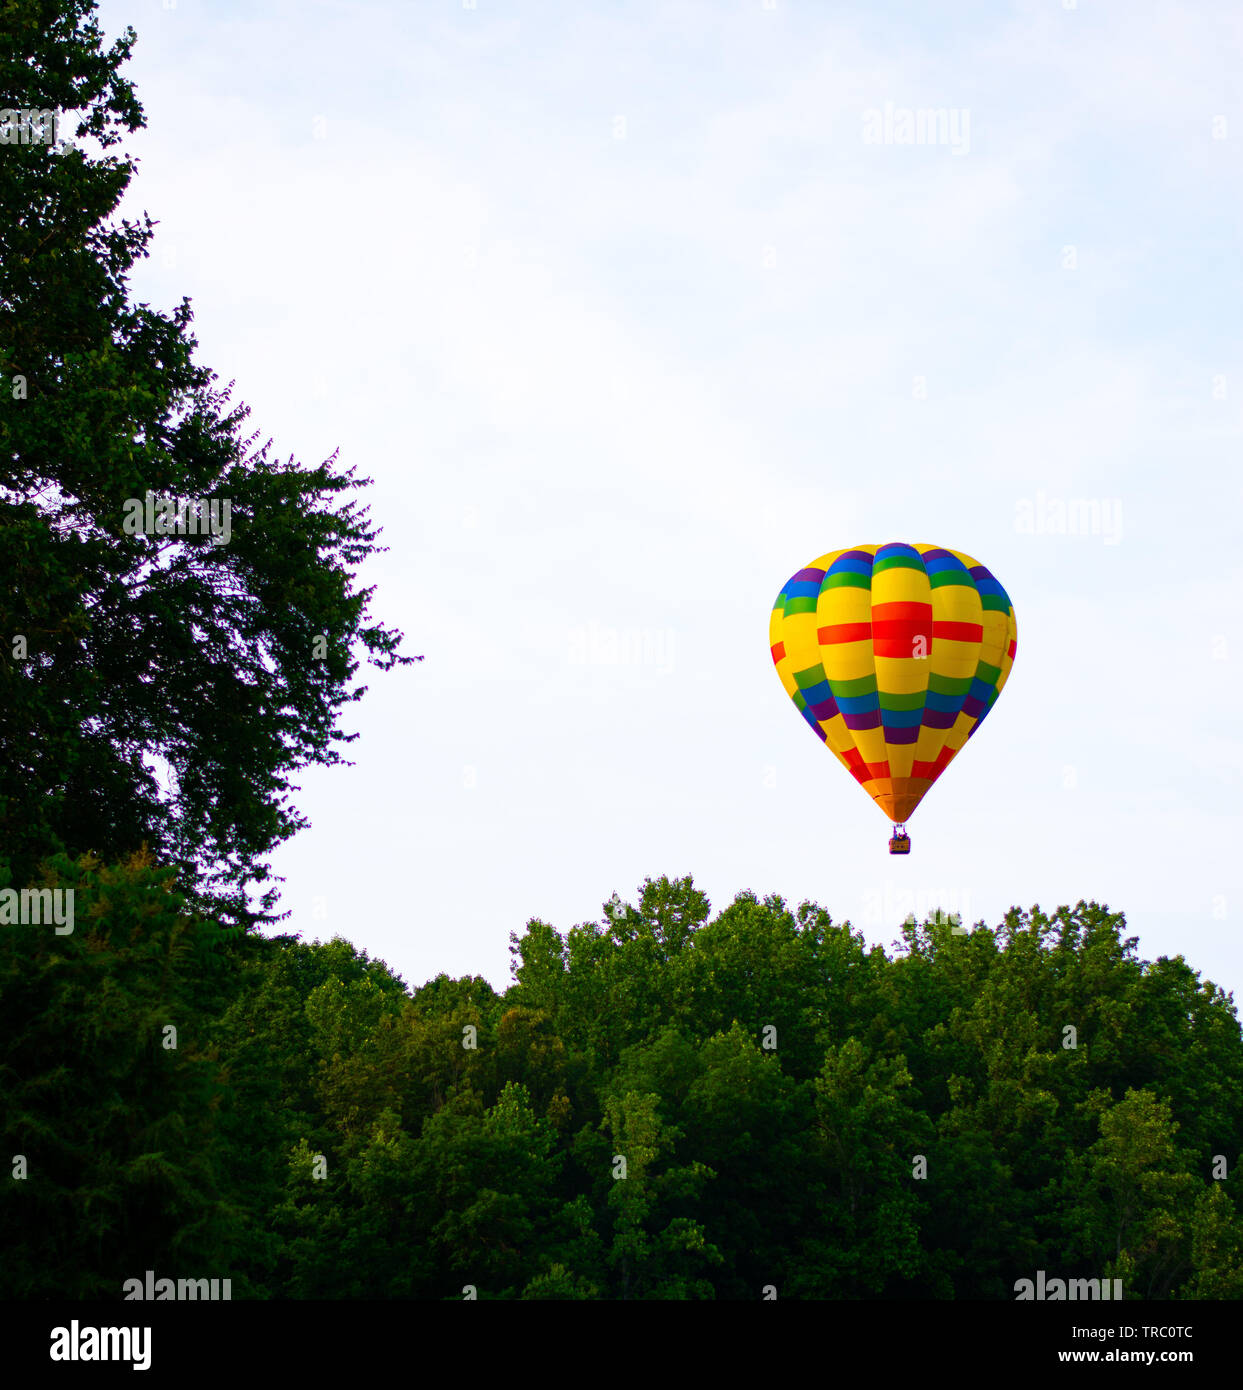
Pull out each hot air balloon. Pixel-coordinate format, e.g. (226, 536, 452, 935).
(769, 543, 1017, 853)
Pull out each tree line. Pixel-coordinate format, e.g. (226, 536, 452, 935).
(3, 859, 1241, 1299)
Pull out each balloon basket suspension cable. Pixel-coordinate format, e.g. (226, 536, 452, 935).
(888, 823, 911, 855)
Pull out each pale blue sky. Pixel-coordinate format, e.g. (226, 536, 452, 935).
(91, 0, 1241, 1004)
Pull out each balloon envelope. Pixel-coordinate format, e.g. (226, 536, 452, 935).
(770, 543, 1017, 824)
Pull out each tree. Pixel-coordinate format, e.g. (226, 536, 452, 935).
(795, 1036, 926, 1297)
(595, 1089, 720, 1298)
(1174, 1184, 1243, 1299)
(0, 851, 248, 1297)
(0, 0, 418, 928)
(1057, 1087, 1200, 1299)
(679, 1023, 816, 1298)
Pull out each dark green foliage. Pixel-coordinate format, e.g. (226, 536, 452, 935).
(0, 852, 253, 1296)
(4, 866, 1242, 1300)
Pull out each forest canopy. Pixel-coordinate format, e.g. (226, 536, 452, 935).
(2, 862, 1241, 1300)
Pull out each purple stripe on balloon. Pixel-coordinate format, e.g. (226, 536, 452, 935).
(962, 696, 986, 719)
(921, 709, 957, 729)
(792, 568, 826, 583)
(842, 709, 882, 731)
(883, 726, 920, 744)
(808, 697, 840, 721)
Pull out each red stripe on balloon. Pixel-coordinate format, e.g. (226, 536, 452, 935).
(818, 622, 872, 644)
(932, 620, 983, 643)
(873, 601, 929, 621)
(912, 746, 957, 779)
(871, 601, 933, 658)
(840, 747, 870, 784)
